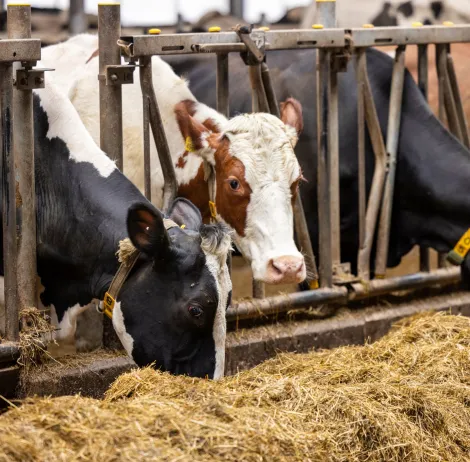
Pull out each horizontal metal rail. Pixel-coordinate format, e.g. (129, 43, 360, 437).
(227, 267, 461, 321)
(122, 25, 470, 58)
(0, 38, 41, 62)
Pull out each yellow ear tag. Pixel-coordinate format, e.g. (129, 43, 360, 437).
(103, 292, 115, 319)
(180, 224, 186, 229)
(309, 280, 319, 290)
(209, 201, 217, 219)
(185, 137, 195, 152)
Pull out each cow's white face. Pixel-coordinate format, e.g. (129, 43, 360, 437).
(175, 98, 306, 285)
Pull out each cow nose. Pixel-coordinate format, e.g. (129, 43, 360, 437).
(266, 256, 306, 284)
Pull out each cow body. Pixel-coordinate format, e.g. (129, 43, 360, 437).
(165, 48, 470, 282)
(3, 80, 232, 378)
(39, 34, 306, 286)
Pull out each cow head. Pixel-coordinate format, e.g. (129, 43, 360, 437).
(115, 198, 232, 379)
(175, 98, 306, 285)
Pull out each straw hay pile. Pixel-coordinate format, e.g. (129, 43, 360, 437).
(1, 312, 470, 461)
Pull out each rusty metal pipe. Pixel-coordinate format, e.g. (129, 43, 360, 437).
(317, 49, 333, 287)
(98, 3, 123, 170)
(8, 4, 36, 316)
(260, 62, 280, 117)
(139, 56, 152, 202)
(356, 50, 387, 280)
(228, 267, 461, 321)
(0, 62, 18, 341)
(248, 64, 269, 113)
(417, 44, 430, 272)
(216, 53, 229, 118)
(375, 46, 406, 277)
(140, 57, 178, 212)
(446, 51, 470, 149)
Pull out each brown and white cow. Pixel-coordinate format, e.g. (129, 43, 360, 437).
(39, 34, 306, 285)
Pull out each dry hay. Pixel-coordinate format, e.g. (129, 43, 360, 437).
(1, 312, 470, 461)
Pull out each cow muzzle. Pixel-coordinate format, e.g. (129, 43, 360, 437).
(264, 255, 306, 285)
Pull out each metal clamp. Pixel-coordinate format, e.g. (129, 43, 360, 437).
(235, 25, 266, 65)
(15, 67, 54, 91)
(99, 64, 136, 86)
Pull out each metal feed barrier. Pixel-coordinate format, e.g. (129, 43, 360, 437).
(2, 1, 470, 396)
(0, 4, 45, 384)
(96, 1, 469, 338)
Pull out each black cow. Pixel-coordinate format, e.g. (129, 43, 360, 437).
(0, 82, 232, 379)
(166, 48, 470, 284)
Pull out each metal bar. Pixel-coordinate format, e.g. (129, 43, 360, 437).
(216, 53, 229, 117)
(227, 267, 461, 321)
(357, 51, 388, 281)
(0, 39, 41, 62)
(375, 46, 406, 278)
(435, 44, 448, 269)
(293, 194, 319, 286)
(8, 4, 36, 315)
(98, 3, 123, 169)
(140, 56, 177, 212)
(141, 69, 151, 202)
(0, 62, 18, 341)
(69, 0, 87, 36)
(317, 49, 333, 287)
(261, 62, 280, 117)
(248, 65, 269, 113)
(329, 59, 341, 269)
(417, 44, 430, 272)
(230, 0, 244, 19)
(437, 44, 463, 142)
(349, 25, 470, 47)
(228, 286, 348, 322)
(127, 30, 346, 57)
(447, 50, 470, 149)
(315, 0, 336, 28)
(356, 49, 366, 277)
(0, 342, 20, 364)
(98, 3, 122, 351)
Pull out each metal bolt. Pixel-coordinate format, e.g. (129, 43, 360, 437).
(20, 78, 27, 85)
(111, 74, 118, 82)
(35, 77, 44, 85)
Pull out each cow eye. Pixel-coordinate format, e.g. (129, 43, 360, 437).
(229, 179, 240, 190)
(188, 305, 203, 318)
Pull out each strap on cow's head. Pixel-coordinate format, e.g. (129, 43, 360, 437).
(447, 228, 470, 265)
(99, 218, 183, 319)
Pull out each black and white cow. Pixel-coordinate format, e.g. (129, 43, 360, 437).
(2, 81, 232, 379)
(372, 1, 470, 27)
(165, 48, 470, 285)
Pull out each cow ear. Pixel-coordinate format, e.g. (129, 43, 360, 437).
(167, 197, 203, 231)
(175, 102, 210, 151)
(280, 97, 303, 148)
(127, 203, 170, 256)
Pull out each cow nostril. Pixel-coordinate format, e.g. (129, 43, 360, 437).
(269, 258, 284, 275)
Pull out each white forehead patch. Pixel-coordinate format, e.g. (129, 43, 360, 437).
(222, 113, 301, 188)
(201, 231, 232, 380)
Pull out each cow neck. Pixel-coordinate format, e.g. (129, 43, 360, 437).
(101, 218, 182, 319)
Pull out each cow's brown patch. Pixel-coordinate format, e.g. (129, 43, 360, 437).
(176, 151, 189, 169)
(211, 135, 252, 237)
(177, 163, 211, 223)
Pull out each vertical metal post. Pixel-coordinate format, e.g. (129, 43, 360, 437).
(230, 0, 244, 19)
(140, 56, 151, 202)
(375, 46, 406, 278)
(98, 3, 123, 170)
(315, 0, 335, 287)
(8, 4, 36, 317)
(356, 50, 388, 281)
(99, 3, 122, 350)
(216, 54, 229, 118)
(417, 44, 430, 272)
(69, 0, 87, 36)
(0, 62, 17, 341)
(317, 48, 333, 288)
(140, 56, 177, 213)
(356, 49, 366, 277)
(261, 63, 280, 117)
